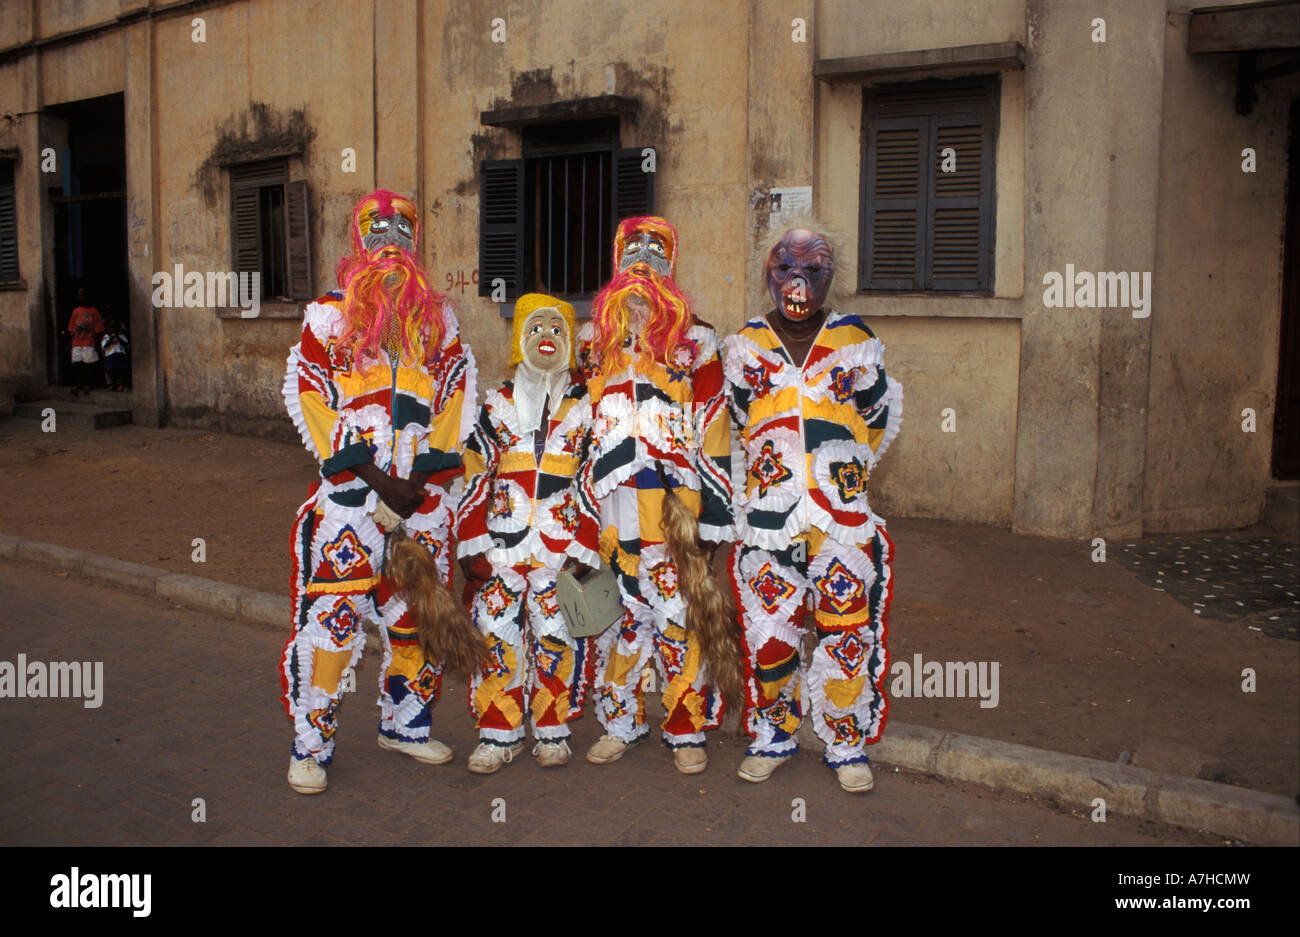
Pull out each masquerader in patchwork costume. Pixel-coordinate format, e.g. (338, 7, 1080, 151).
(723, 226, 901, 793)
(280, 189, 477, 794)
(575, 216, 737, 775)
(456, 293, 599, 773)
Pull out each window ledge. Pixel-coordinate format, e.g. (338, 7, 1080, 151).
(852, 293, 1026, 318)
(481, 95, 640, 129)
(499, 298, 593, 319)
(216, 300, 304, 320)
(0, 279, 27, 291)
(815, 41, 1024, 84)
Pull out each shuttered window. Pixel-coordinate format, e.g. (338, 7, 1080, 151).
(0, 161, 19, 284)
(229, 159, 313, 301)
(860, 76, 997, 293)
(479, 146, 655, 301)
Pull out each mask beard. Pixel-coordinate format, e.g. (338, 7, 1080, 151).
(335, 247, 445, 369)
(590, 268, 695, 371)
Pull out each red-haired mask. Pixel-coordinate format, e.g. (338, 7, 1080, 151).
(334, 189, 445, 368)
(766, 228, 834, 322)
(590, 216, 694, 370)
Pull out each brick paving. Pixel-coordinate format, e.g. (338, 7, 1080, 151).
(0, 560, 1225, 846)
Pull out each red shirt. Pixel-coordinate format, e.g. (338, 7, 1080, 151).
(68, 306, 104, 348)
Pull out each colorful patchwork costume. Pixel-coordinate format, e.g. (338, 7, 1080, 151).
(575, 216, 734, 764)
(457, 293, 599, 769)
(279, 190, 476, 790)
(724, 227, 901, 789)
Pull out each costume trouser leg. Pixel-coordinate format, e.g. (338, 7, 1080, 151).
(591, 480, 722, 748)
(280, 492, 450, 764)
(469, 562, 586, 745)
(732, 526, 893, 766)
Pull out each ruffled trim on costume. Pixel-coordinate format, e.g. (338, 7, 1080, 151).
(456, 531, 496, 559)
(722, 331, 787, 391)
(735, 505, 808, 552)
(870, 375, 903, 465)
(282, 350, 319, 460)
(806, 497, 877, 550)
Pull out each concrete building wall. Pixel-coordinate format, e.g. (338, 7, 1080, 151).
(1144, 11, 1299, 531)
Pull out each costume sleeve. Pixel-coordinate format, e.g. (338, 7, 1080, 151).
(283, 306, 364, 476)
(855, 331, 903, 465)
(414, 307, 478, 487)
(455, 401, 501, 558)
(690, 327, 735, 543)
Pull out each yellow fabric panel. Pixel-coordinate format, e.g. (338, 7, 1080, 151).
(334, 361, 390, 400)
(598, 524, 622, 566)
(823, 675, 867, 709)
(307, 576, 379, 597)
(636, 486, 700, 544)
(741, 386, 804, 427)
(499, 451, 538, 475)
(425, 386, 468, 455)
(604, 646, 643, 689)
(386, 643, 425, 682)
(310, 648, 352, 694)
(659, 626, 702, 719)
(867, 425, 885, 454)
(462, 446, 486, 482)
(474, 638, 523, 728)
(539, 451, 579, 478)
(701, 407, 732, 464)
(395, 365, 436, 399)
(299, 392, 339, 460)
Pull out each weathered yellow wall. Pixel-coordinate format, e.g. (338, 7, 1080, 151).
(813, 0, 1027, 526)
(1144, 12, 1299, 531)
(424, 0, 754, 390)
(146, 0, 375, 433)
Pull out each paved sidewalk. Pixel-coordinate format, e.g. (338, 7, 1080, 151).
(0, 561, 1228, 846)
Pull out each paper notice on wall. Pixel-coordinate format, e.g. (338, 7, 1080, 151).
(767, 186, 812, 230)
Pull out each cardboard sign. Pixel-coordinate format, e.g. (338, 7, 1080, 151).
(557, 565, 625, 639)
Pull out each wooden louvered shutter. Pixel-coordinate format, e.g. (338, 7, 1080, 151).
(612, 146, 655, 223)
(930, 116, 992, 291)
(0, 162, 18, 282)
(231, 188, 261, 279)
(285, 179, 312, 299)
(862, 117, 924, 290)
(479, 159, 525, 299)
(860, 77, 997, 293)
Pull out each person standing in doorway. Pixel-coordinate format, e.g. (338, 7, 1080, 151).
(66, 288, 103, 396)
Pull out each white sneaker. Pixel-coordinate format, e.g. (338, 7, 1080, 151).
(737, 752, 794, 783)
(377, 734, 454, 765)
(533, 739, 572, 768)
(586, 734, 634, 764)
(287, 756, 327, 794)
(835, 761, 875, 793)
(467, 740, 525, 774)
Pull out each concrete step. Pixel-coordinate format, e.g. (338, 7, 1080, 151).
(43, 385, 131, 408)
(1261, 484, 1299, 540)
(11, 399, 132, 430)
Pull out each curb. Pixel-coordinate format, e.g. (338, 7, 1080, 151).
(4, 532, 1297, 845)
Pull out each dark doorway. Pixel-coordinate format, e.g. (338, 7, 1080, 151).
(44, 93, 128, 390)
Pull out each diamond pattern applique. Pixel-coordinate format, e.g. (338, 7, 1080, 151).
(827, 632, 867, 677)
(481, 576, 520, 618)
(829, 457, 868, 503)
(814, 558, 866, 613)
(824, 712, 864, 746)
(648, 560, 679, 599)
(322, 526, 368, 578)
(749, 562, 797, 614)
(408, 662, 440, 703)
(549, 492, 581, 533)
(320, 599, 363, 646)
(750, 440, 794, 496)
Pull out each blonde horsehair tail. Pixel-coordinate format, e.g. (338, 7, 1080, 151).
(659, 485, 744, 710)
(386, 532, 487, 678)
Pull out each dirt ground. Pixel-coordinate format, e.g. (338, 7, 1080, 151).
(1, 417, 1296, 798)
